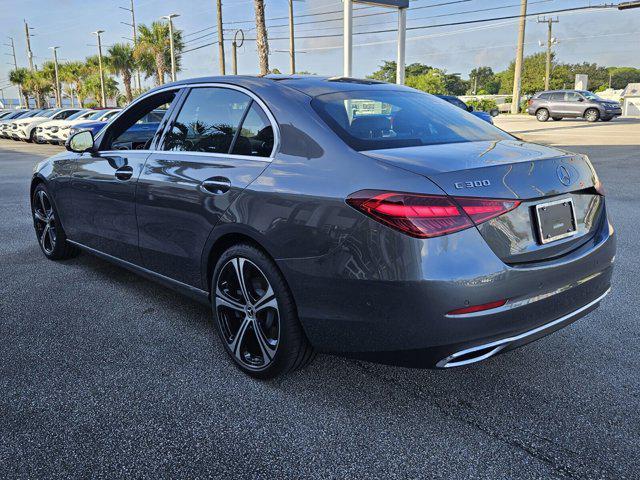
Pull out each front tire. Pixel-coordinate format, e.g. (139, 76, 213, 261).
(584, 108, 600, 123)
(32, 184, 79, 260)
(536, 108, 550, 122)
(212, 243, 315, 379)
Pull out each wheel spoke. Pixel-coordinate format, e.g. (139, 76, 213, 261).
(33, 210, 47, 222)
(255, 296, 278, 314)
(253, 284, 275, 310)
(229, 316, 251, 359)
(40, 224, 50, 249)
(215, 287, 246, 312)
(254, 321, 276, 363)
(38, 191, 48, 216)
(231, 258, 251, 305)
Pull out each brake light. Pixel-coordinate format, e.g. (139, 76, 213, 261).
(346, 190, 520, 238)
(448, 299, 507, 315)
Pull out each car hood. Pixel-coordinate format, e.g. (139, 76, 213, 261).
(361, 140, 595, 200)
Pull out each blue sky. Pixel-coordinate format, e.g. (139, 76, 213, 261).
(1, 0, 639, 99)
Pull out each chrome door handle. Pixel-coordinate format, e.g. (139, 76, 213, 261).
(202, 177, 231, 195)
(115, 165, 134, 181)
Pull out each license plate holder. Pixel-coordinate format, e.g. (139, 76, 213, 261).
(535, 198, 577, 244)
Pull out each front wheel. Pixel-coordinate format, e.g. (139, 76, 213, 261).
(584, 108, 600, 123)
(212, 244, 315, 379)
(32, 184, 79, 260)
(536, 108, 550, 122)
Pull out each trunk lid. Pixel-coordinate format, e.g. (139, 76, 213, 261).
(362, 140, 604, 264)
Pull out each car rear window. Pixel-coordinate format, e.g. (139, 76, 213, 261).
(311, 90, 510, 151)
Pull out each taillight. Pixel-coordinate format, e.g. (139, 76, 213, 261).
(528, 99, 533, 106)
(346, 190, 520, 238)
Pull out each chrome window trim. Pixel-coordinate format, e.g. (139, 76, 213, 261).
(94, 83, 279, 163)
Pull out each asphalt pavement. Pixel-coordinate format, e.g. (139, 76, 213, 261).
(1, 117, 639, 479)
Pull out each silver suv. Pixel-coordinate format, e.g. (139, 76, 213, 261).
(527, 90, 622, 122)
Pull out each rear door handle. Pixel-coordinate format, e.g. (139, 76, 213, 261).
(115, 165, 134, 181)
(202, 177, 231, 195)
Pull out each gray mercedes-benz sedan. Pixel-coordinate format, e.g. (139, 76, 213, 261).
(30, 75, 615, 378)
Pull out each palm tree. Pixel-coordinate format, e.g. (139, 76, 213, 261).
(106, 43, 135, 104)
(135, 21, 183, 86)
(60, 61, 89, 107)
(254, 0, 269, 75)
(9, 68, 30, 107)
(82, 73, 119, 106)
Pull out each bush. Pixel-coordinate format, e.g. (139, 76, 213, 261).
(465, 98, 498, 112)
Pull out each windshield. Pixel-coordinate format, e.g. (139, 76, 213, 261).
(66, 110, 90, 120)
(579, 91, 603, 101)
(41, 109, 61, 118)
(311, 90, 510, 151)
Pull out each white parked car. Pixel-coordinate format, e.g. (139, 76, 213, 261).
(14, 108, 82, 142)
(36, 109, 96, 144)
(0, 110, 31, 138)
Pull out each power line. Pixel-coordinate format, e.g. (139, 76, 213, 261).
(183, 2, 613, 53)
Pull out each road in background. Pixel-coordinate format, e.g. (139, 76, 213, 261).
(1, 117, 639, 479)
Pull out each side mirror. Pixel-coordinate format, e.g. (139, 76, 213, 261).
(578, 97, 585, 102)
(66, 130, 95, 153)
(467, 105, 474, 112)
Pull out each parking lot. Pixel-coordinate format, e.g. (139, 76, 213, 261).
(1, 116, 639, 479)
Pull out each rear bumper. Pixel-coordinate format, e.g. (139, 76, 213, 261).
(277, 213, 615, 368)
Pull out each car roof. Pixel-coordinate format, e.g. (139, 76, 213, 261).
(149, 74, 413, 98)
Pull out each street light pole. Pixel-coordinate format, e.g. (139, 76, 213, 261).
(510, 0, 527, 115)
(396, 7, 407, 85)
(92, 30, 107, 107)
(232, 29, 244, 75)
(343, 0, 352, 77)
(538, 17, 558, 91)
(49, 46, 61, 108)
(120, 0, 142, 91)
(162, 14, 179, 82)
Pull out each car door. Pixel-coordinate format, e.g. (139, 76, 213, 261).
(564, 91, 585, 117)
(135, 85, 275, 288)
(67, 89, 181, 264)
(548, 92, 567, 115)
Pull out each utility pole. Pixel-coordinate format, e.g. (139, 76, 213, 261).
(537, 16, 558, 91)
(120, 0, 142, 91)
(24, 21, 34, 71)
(24, 21, 40, 107)
(0, 88, 5, 108)
(49, 46, 61, 108)
(288, 0, 295, 74)
(343, 0, 353, 77)
(92, 30, 107, 107)
(254, 0, 269, 75)
(510, 0, 527, 115)
(162, 14, 179, 82)
(232, 29, 244, 75)
(216, 0, 226, 75)
(6, 37, 25, 107)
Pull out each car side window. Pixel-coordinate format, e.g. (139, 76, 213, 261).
(550, 92, 565, 101)
(538, 93, 550, 100)
(163, 87, 251, 153)
(231, 103, 273, 157)
(99, 90, 177, 151)
(54, 110, 77, 120)
(565, 92, 582, 102)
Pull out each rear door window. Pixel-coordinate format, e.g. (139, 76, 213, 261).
(565, 92, 582, 102)
(231, 103, 274, 157)
(163, 87, 251, 153)
(549, 92, 565, 101)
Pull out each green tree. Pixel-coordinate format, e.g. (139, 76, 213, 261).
(9, 67, 31, 107)
(607, 67, 640, 89)
(59, 61, 89, 107)
(443, 73, 469, 96)
(405, 70, 446, 94)
(368, 61, 434, 83)
(135, 21, 183, 86)
(469, 66, 500, 94)
(106, 43, 136, 103)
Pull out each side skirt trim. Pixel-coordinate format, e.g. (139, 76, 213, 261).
(67, 240, 210, 305)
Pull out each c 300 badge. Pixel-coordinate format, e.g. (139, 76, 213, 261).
(454, 179, 491, 189)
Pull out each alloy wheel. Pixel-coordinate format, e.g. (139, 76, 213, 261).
(215, 257, 280, 370)
(33, 190, 57, 255)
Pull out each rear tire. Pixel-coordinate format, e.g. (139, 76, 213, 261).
(536, 108, 550, 122)
(32, 184, 79, 260)
(551, 116, 563, 121)
(212, 243, 315, 379)
(584, 108, 600, 123)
